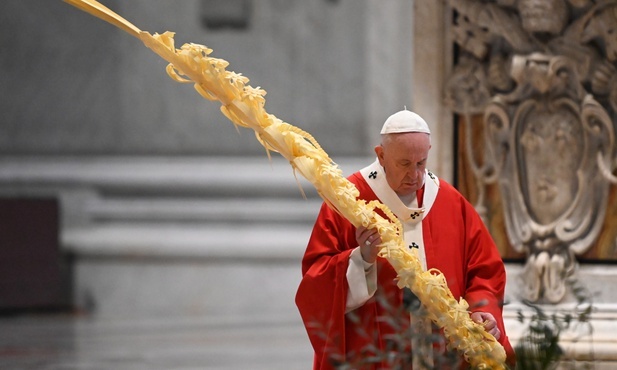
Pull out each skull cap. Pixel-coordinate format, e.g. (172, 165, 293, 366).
(380, 110, 431, 135)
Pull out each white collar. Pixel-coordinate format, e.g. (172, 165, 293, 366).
(360, 159, 439, 224)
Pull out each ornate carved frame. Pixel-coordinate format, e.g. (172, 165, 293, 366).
(445, 0, 617, 302)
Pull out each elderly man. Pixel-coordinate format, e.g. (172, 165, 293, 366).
(296, 110, 514, 369)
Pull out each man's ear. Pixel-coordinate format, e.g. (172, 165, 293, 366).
(375, 145, 384, 164)
(374, 145, 381, 156)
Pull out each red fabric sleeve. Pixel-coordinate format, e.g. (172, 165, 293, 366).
(295, 201, 355, 369)
(458, 189, 516, 366)
(425, 180, 515, 366)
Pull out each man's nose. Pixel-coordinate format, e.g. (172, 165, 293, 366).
(408, 168, 418, 180)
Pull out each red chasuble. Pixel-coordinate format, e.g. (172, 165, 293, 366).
(295, 170, 515, 369)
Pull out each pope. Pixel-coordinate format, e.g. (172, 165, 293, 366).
(295, 110, 515, 369)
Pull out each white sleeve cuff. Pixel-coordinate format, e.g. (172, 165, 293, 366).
(345, 247, 377, 313)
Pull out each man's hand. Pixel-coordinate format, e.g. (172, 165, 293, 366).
(356, 226, 382, 264)
(470, 311, 501, 340)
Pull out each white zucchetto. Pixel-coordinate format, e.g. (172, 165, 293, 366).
(380, 110, 431, 135)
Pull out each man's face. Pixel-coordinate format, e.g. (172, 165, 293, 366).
(375, 132, 431, 197)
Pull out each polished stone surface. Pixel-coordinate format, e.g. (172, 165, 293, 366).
(0, 312, 313, 370)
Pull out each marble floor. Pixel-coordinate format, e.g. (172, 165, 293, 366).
(0, 311, 314, 370)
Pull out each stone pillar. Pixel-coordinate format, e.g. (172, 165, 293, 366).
(412, 0, 454, 182)
(364, 0, 414, 152)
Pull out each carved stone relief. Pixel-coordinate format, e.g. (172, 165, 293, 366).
(445, 0, 617, 303)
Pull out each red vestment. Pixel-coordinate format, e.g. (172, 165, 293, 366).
(295, 170, 515, 369)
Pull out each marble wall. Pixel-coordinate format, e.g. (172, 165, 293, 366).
(0, 0, 413, 157)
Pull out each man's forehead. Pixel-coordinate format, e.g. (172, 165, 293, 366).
(382, 132, 431, 146)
